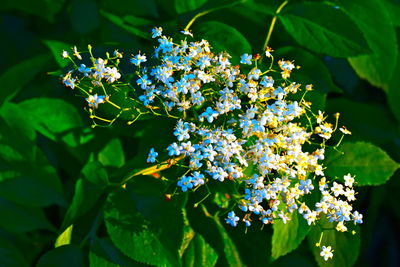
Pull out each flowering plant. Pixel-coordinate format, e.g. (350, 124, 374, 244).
(61, 23, 367, 264)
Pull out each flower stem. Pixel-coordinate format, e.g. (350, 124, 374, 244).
(260, 0, 289, 63)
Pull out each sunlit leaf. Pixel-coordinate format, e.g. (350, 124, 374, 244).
(194, 21, 251, 63)
(272, 212, 310, 260)
(18, 98, 83, 145)
(342, 0, 398, 91)
(280, 2, 370, 57)
(182, 232, 218, 267)
(98, 138, 125, 168)
(308, 215, 361, 267)
(43, 40, 71, 68)
(55, 225, 74, 248)
(324, 142, 399, 186)
(62, 162, 108, 228)
(104, 177, 184, 266)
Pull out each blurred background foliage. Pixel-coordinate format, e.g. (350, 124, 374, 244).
(0, 0, 400, 266)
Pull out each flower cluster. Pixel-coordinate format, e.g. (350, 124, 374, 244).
(62, 27, 362, 262)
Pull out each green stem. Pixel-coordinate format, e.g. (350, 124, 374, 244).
(260, 0, 289, 63)
(184, 0, 247, 31)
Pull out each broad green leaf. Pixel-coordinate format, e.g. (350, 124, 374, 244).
(326, 98, 399, 144)
(193, 21, 252, 63)
(0, 151, 66, 207)
(182, 233, 218, 267)
(0, 54, 50, 106)
(0, 0, 65, 22)
(342, 0, 398, 90)
(0, 237, 29, 267)
(0, 103, 36, 161)
(98, 138, 125, 168)
(175, 0, 208, 14)
(43, 40, 71, 68)
(271, 212, 310, 260)
(62, 162, 108, 228)
(104, 177, 184, 266)
(55, 225, 73, 248)
(308, 216, 361, 267)
(90, 238, 147, 267)
(89, 252, 119, 267)
(100, 10, 151, 40)
(324, 142, 399, 186)
(37, 245, 84, 267)
(0, 197, 54, 233)
(123, 15, 153, 27)
(18, 98, 83, 144)
(279, 2, 370, 57)
(212, 214, 244, 267)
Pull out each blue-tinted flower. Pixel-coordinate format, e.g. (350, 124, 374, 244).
(299, 179, 314, 194)
(177, 176, 193, 192)
(167, 142, 181, 156)
(137, 74, 152, 89)
(78, 64, 91, 76)
(200, 107, 219, 123)
(240, 53, 252, 65)
(86, 94, 106, 109)
(147, 148, 158, 163)
(352, 211, 363, 224)
(152, 27, 163, 38)
(226, 211, 239, 227)
(131, 53, 147, 66)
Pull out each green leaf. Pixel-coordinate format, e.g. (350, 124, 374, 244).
(0, 0, 65, 22)
(98, 138, 125, 168)
(55, 225, 73, 248)
(37, 245, 84, 267)
(89, 252, 119, 267)
(193, 21, 252, 63)
(62, 162, 109, 228)
(0, 151, 66, 207)
(182, 232, 218, 267)
(324, 142, 399, 186)
(18, 98, 83, 144)
(308, 216, 361, 267)
(212, 214, 244, 267)
(104, 177, 184, 266)
(0, 197, 54, 233)
(342, 0, 398, 90)
(0, 54, 50, 106)
(175, 0, 208, 14)
(279, 2, 370, 57)
(0, 236, 30, 267)
(90, 238, 147, 267)
(277, 47, 342, 93)
(100, 10, 151, 40)
(0, 103, 37, 161)
(271, 212, 310, 260)
(43, 40, 71, 68)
